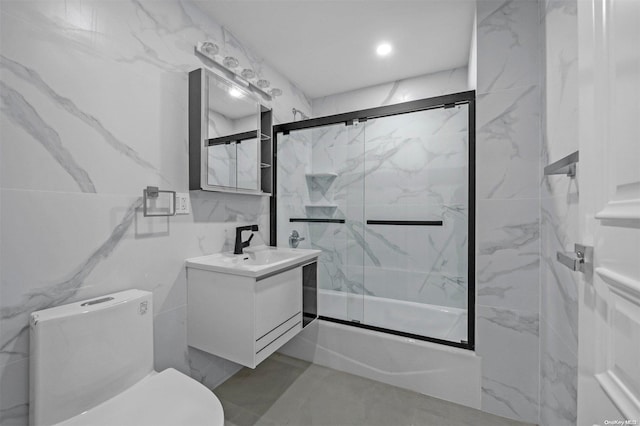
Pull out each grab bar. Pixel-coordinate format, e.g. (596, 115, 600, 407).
(366, 220, 443, 226)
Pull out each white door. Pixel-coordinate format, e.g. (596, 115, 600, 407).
(577, 0, 640, 425)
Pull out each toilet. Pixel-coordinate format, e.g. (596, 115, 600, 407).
(29, 289, 224, 426)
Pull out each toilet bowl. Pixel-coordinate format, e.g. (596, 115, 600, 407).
(29, 290, 224, 426)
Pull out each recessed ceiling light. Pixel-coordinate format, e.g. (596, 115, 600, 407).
(376, 43, 392, 56)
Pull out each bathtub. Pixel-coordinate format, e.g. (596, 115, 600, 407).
(317, 289, 468, 343)
(279, 290, 481, 409)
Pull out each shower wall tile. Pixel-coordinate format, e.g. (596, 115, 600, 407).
(539, 316, 577, 426)
(476, 198, 540, 313)
(361, 266, 467, 309)
(477, 0, 541, 94)
(476, 305, 540, 424)
(476, 86, 541, 200)
(311, 67, 469, 118)
(0, 0, 309, 423)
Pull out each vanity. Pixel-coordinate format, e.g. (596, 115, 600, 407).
(186, 246, 320, 368)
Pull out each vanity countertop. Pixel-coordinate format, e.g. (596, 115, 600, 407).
(185, 245, 320, 278)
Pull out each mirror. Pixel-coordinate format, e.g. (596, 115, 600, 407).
(205, 69, 260, 191)
(189, 67, 272, 194)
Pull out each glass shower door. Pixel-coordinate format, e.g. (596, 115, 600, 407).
(276, 122, 365, 323)
(275, 97, 471, 346)
(360, 105, 469, 344)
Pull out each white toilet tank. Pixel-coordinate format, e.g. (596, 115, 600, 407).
(29, 290, 154, 426)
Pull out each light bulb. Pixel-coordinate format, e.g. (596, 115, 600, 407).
(376, 43, 392, 56)
(229, 88, 242, 98)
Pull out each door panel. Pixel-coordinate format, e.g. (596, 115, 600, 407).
(578, 0, 640, 423)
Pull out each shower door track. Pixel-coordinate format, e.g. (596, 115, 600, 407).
(271, 90, 476, 351)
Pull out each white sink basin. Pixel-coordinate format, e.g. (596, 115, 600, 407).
(185, 245, 321, 278)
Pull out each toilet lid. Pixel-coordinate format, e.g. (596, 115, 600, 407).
(56, 368, 224, 426)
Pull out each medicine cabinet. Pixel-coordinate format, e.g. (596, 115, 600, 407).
(189, 68, 272, 195)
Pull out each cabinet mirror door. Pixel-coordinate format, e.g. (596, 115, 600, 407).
(236, 137, 259, 191)
(207, 142, 237, 188)
(205, 69, 260, 192)
(189, 67, 271, 194)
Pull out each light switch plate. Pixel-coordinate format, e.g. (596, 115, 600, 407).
(175, 193, 190, 215)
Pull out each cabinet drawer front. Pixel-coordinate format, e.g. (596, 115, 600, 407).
(255, 267, 302, 339)
(255, 312, 301, 353)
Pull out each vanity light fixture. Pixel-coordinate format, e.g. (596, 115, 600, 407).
(240, 68, 256, 79)
(194, 42, 276, 101)
(200, 41, 219, 58)
(222, 56, 239, 69)
(376, 42, 392, 56)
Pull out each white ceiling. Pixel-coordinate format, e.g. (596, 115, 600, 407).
(197, 1, 476, 99)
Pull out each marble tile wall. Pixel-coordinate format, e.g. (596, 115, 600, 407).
(0, 1, 311, 424)
(312, 67, 469, 118)
(540, 0, 579, 425)
(476, 0, 542, 423)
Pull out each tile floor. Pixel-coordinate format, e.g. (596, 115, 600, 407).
(215, 353, 535, 426)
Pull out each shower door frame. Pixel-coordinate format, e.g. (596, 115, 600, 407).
(271, 90, 476, 351)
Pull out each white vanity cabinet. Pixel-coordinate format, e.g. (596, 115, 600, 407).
(187, 263, 308, 368)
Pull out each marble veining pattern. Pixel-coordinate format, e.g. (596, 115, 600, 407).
(475, 0, 543, 423)
(0, 80, 96, 193)
(476, 306, 540, 423)
(312, 67, 468, 117)
(477, 0, 540, 94)
(539, 0, 579, 424)
(476, 85, 540, 200)
(540, 317, 577, 426)
(0, 0, 310, 423)
(0, 54, 162, 177)
(476, 198, 540, 314)
(0, 197, 141, 366)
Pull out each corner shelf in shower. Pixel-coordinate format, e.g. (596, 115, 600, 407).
(305, 173, 337, 194)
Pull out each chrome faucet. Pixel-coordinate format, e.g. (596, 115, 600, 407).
(234, 224, 258, 254)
